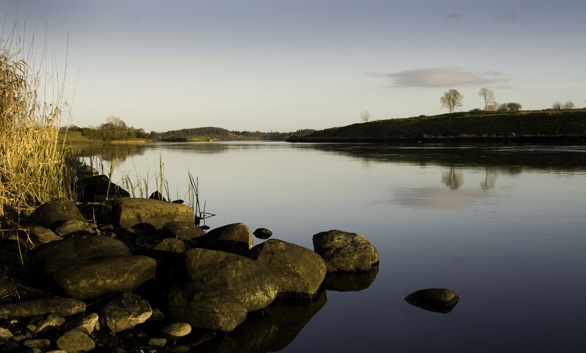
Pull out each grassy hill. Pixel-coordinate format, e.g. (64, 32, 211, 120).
(287, 110, 586, 143)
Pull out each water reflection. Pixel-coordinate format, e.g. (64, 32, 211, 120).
(324, 266, 379, 292)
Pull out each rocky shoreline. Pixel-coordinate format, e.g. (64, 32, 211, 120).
(0, 172, 380, 352)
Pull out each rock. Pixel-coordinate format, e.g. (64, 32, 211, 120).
(202, 223, 253, 256)
(168, 282, 249, 332)
(112, 198, 195, 232)
(151, 238, 186, 254)
(404, 288, 460, 313)
(30, 235, 157, 300)
(77, 164, 99, 179)
(54, 220, 97, 237)
(27, 226, 63, 245)
(0, 297, 86, 320)
(161, 322, 191, 338)
(62, 313, 100, 334)
(22, 338, 51, 348)
(76, 174, 130, 202)
(183, 248, 278, 312)
(163, 221, 206, 241)
(0, 327, 13, 340)
(34, 313, 66, 333)
(149, 190, 166, 201)
(148, 337, 167, 347)
(56, 331, 96, 352)
(0, 279, 17, 299)
(312, 230, 379, 272)
(29, 198, 85, 229)
(253, 228, 272, 239)
(251, 239, 326, 299)
(100, 293, 153, 333)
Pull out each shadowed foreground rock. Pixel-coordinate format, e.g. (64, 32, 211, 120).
(404, 288, 460, 313)
(313, 230, 379, 272)
(112, 198, 195, 231)
(0, 297, 86, 320)
(201, 222, 253, 256)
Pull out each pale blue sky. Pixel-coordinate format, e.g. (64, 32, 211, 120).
(2, 0, 585, 132)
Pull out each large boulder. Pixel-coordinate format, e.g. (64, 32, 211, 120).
(250, 239, 326, 299)
(404, 288, 460, 313)
(312, 230, 379, 272)
(183, 248, 278, 312)
(168, 282, 249, 332)
(100, 293, 153, 333)
(0, 297, 86, 320)
(112, 198, 195, 232)
(76, 174, 130, 202)
(30, 235, 157, 299)
(29, 198, 85, 229)
(202, 223, 253, 256)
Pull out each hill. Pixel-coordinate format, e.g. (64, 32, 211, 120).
(287, 110, 586, 143)
(154, 127, 315, 142)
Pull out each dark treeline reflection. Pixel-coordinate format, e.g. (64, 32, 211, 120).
(297, 143, 586, 173)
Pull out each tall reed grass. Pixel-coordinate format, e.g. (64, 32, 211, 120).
(1, 24, 73, 217)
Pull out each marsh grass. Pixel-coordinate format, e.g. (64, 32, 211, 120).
(1, 25, 74, 218)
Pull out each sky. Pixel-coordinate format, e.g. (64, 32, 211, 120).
(2, 0, 585, 132)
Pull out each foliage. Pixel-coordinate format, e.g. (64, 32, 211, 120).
(1, 36, 73, 216)
(498, 102, 522, 111)
(440, 89, 463, 113)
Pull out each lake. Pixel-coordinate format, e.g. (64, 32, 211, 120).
(75, 142, 586, 353)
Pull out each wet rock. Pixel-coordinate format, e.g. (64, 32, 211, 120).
(253, 228, 272, 240)
(404, 288, 460, 313)
(149, 190, 166, 201)
(168, 282, 249, 332)
(100, 293, 153, 333)
(183, 248, 278, 312)
(161, 322, 191, 338)
(54, 219, 97, 237)
(250, 239, 326, 299)
(112, 198, 195, 232)
(312, 230, 379, 272)
(56, 331, 96, 352)
(0, 297, 86, 320)
(27, 226, 62, 245)
(76, 174, 130, 202)
(29, 198, 85, 229)
(30, 235, 157, 300)
(163, 221, 206, 241)
(202, 223, 253, 256)
(63, 313, 100, 334)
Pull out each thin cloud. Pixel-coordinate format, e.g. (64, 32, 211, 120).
(494, 13, 517, 21)
(370, 67, 509, 88)
(446, 13, 462, 20)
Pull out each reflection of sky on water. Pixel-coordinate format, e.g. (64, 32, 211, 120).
(393, 187, 503, 210)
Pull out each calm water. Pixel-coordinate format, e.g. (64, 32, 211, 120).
(77, 142, 586, 353)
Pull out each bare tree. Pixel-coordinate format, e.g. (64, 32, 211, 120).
(360, 111, 371, 122)
(552, 101, 562, 110)
(440, 89, 463, 113)
(478, 87, 496, 111)
(563, 100, 575, 109)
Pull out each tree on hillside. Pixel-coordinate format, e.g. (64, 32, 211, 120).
(440, 89, 463, 113)
(498, 102, 522, 111)
(563, 100, 575, 109)
(478, 87, 496, 111)
(552, 101, 562, 110)
(360, 111, 371, 122)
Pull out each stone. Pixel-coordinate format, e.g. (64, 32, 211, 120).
(183, 248, 278, 312)
(112, 198, 195, 231)
(34, 313, 66, 333)
(404, 288, 460, 313)
(62, 313, 100, 334)
(0, 327, 13, 340)
(0, 279, 17, 299)
(163, 221, 206, 241)
(27, 226, 62, 245)
(312, 230, 379, 272)
(30, 235, 157, 300)
(151, 238, 186, 254)
(161, 322, 191, 338)
(0, 297, 86, 320)
(201, 223, 253, 256)
(148, 337, 167, 346)
(76, 174, 130, 202)
(253, 228, 272, 239)
(77, 164, 99, 179)
(54, 220, 96, 237)
(168, 282, 248, 332)
(29, 198, 85, 229)
(100, 293, 153, 333)
(22, 339, 51, 349)
(56, 331, 96, 352)
(251, 239, 326, 299)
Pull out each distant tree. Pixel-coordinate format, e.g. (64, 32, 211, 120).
(486, 102, 499, 111)
(552, 101, 562, 110)
(498, 102, 522, 111)
(440, 89, 463, 113)
(360, 111, 371, 122)
(563, 100, 575, 110)
(478, 87, 496, 111)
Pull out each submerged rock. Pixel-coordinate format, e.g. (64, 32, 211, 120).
(312, 230, 379, 272)
(404, 288, 460, 313)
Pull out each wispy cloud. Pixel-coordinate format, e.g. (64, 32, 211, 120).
(369, 67, 510, 88)
(446, 13, 462, 20)
(494, 13, 517, 21)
